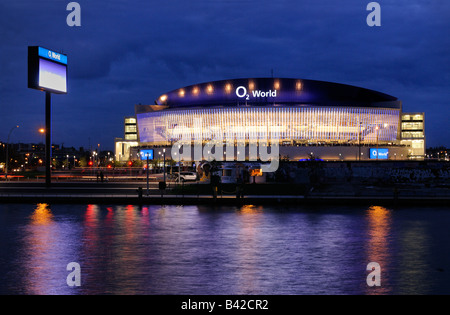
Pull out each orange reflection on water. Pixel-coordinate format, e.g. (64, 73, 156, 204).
(366, 205, 392, 294)
(31, 203, 54, 225)
(24, 203, 56, 294)
(234, 204, 264, 293)
(238, 205, 264, 215)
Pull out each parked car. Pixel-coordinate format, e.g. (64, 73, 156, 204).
(176, 172, 198, 182)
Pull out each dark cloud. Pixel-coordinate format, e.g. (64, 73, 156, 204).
(0, 0, 449, 149)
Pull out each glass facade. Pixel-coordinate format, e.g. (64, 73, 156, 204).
(137, 106, 400, 145)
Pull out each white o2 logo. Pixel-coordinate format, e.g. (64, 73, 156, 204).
(236, 86, 249, 100)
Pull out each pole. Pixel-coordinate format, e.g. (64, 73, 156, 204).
(45, 92, 52, 188)
(376, 125, 379, 161)
(163, 149, 166, 183)
(5, 125, 19, 181)
(179, 160, 182, 184)
(5, 143, 8, 181)
(358, 122, 362, 161)
(146, 156, 149, 196)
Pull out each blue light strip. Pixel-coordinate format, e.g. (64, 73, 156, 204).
(38, 47, 68, 65)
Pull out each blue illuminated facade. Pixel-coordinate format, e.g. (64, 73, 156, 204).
(132, 78, 423, 161)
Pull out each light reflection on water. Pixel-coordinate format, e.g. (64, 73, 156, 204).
(0, 203, 449, 295)
(365, 206, 392, 295)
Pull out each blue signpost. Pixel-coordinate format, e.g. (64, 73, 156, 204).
(140, 149, 154, 195)
(28, 46, 68, 188)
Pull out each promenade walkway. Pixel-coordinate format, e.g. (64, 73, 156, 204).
(0, 180, 449, 206)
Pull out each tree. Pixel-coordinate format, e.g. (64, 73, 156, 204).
(79, 156, 88, 167)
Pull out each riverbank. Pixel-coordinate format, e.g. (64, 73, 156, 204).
(0, 181, 449, 206)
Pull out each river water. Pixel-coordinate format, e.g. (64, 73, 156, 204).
(0, 203, 449, 295)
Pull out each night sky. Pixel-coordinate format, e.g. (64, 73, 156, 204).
(0, 0, 449, 151)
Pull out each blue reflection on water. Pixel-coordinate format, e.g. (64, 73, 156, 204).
(0, 203, 449, 295)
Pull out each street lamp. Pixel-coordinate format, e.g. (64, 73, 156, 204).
(5, 125, 19, 181)
(157, 149, 167, 195)
(358, 122, 363, 161)
(375, 125, 379, 161)
(92, 151, 98, 168)
(38, 128, 45, 156)
(39, 128, 45, 142)
(163, 148, 166, 183)
(140, 150, 153, 196)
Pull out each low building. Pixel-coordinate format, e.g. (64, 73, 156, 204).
(115, 116, 139, 162)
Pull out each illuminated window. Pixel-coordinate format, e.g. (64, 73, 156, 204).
(402, 122, 423, 130)
(402, 113, 423, 121)
(125, 125, 137, 133)
(412, 140, 424, 149)
(402, 131, 424, 139)
(125, 134, 137, 140)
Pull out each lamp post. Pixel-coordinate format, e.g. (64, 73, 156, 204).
(163, 148, 166, 184)
(5, 125, 19, 181)
(140, 150, 152, 196)
(146, 155, 150, 196)
(38, 128, 45, 163)
(376, 125, 379, 161)
(97, 144, 100, 167)
(39, 128, 45, 144)
(179, 158, 183, 184)
(158, 150, 167, 197)
(358, 122, 362, 161)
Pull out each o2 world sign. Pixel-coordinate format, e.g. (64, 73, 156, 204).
(236, 86, 277, 101)
(370, 148, 389, 160)
(28, 46, 68, 94)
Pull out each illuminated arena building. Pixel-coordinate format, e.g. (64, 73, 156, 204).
(131, 78, 425, 162)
